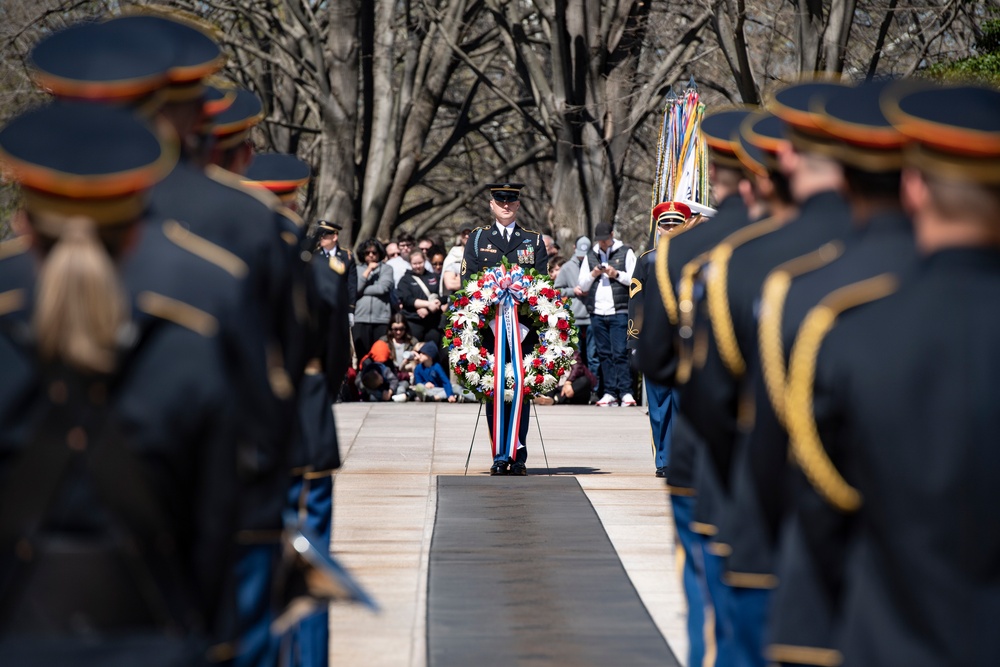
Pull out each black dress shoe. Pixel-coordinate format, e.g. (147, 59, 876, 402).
(490, 461, 509, 476)
(655, 467, 668, 478)
(509, 462, 527, 476)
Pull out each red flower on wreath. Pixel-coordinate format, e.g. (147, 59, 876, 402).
(556, 319, 569, 330)
(534, 374, 544, 385)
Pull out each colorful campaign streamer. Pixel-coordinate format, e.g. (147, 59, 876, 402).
(649, 76, 710, 247)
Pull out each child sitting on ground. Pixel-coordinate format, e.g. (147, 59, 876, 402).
(411, 340, 456, 402)
(356, 343, 399, 402)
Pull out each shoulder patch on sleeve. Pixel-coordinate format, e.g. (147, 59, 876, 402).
(629, 277, 642, 299)
(164, 220, 248, 279)
(137, 291, 219, 338)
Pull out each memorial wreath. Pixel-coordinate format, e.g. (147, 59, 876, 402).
(445, 260, 579, 402)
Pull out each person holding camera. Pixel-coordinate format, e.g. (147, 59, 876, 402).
(396, 249, 444, 347)
(577, 221, 637, 407)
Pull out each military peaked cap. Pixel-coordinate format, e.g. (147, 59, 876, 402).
(0, 101, 175, 225)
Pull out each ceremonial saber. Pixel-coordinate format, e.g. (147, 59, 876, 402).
(533, 407, 551, 474)
(463, 401, 484, 476)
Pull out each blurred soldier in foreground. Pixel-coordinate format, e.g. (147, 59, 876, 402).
(0, 102, 241, 666)
(772, 83, 1000, 667)
(244, 153, 348, 667)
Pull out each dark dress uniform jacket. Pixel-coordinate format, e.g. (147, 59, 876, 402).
(459, 222, 549, 367)
(460, 222, 548, 281)
(777, 248, 1000, 667)
(636, 194, 749, 496)
(293, 248, 351, 476)
(678, 191, 850, 536)
(724, 210, 916, 585)
(150, 161, 306, 532)
(0, 241, 242, 659)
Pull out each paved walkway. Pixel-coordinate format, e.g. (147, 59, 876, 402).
(327, 402, 687, 666)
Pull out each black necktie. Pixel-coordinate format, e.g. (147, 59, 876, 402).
(503, 229, 510, 244)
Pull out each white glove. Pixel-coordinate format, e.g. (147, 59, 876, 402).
(348, 313, 355, 327)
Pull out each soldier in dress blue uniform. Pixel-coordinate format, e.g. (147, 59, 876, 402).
(701, 82, 919, 667)
(244, 154, 347, 667)
(0, 101, 242, 666)
(313, 220, 358, 322)
(772, 83, 1000, 667)
(27, 21, 299, 666)
(674, 81, 854, 667)
(461, 183, 548, 476)
(636, 108, 754, 667)
(628, 202, 690, 478)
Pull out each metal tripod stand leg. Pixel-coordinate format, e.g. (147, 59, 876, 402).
(463, 402, 484, 476)
(533, 405, 551, 474)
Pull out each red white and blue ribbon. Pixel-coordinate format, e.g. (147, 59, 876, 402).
(481, 264, 528, 460)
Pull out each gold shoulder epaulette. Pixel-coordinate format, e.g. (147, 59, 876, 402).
(706, 216, 784, 378)
(164, 220, 249, 279)
(277, 205, 305, 229)
(653, 235, 679, 326)
(204, 164, 283, 210)
(758, 242, 843, 424)
(137, 291, 219, 338)
(629, 277, 642, 299)
(0, 289, 25, 317)
(785, 274, 899, 512)
(0, 235, 28, 261)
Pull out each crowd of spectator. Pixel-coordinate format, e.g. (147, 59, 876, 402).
(338, 225, 638, 406)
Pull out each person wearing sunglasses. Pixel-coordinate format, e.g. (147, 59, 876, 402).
(352, 238, 394, 359)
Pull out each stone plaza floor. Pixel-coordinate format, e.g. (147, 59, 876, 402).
(327, 402, 688, 666)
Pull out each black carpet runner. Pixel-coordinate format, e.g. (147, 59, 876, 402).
(427, 476, 679, 666)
